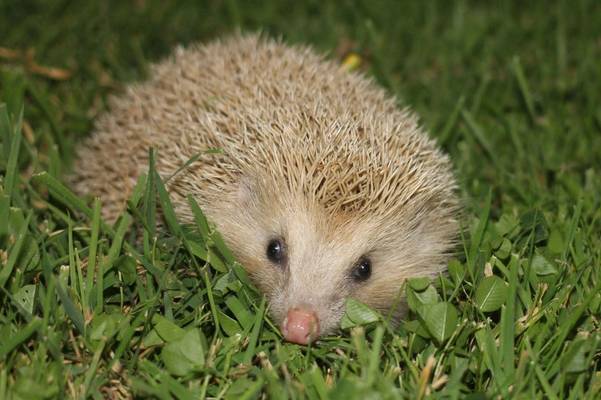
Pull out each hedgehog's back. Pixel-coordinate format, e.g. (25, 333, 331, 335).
(71, 35, 455, 226)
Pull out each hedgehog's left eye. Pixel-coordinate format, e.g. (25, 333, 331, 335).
(351, 257, 372, 282)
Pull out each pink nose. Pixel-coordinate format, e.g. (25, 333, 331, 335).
(281, 307, 320, 345)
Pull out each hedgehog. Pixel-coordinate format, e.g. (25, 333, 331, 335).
(70, 34, 459, 345)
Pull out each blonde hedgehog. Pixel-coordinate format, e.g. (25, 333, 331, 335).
(71, 34, 459, 344)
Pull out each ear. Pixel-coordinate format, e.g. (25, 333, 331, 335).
(233, 177, 257, 207)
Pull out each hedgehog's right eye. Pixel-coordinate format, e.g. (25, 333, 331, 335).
(351, 257, 372, 282)
(266, 238, 287, 265)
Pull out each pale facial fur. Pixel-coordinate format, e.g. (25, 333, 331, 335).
(205, 179, 456, 337)
(70, 34, 459, 341)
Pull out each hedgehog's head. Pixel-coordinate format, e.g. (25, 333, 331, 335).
(209, 168, 458, 344)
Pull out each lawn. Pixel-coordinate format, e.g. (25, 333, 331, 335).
(0, 0, 600, 398)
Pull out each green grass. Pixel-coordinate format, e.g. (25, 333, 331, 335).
(1, 0, 600, 398)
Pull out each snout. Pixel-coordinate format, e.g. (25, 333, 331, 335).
(281, 307, 320, 345)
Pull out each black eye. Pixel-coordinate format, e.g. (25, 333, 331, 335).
(266, 238, 286, 264)
(351, 257, 372, 282)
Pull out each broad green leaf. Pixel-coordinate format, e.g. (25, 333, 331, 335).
(495, 238, 512, 259)
(407, 285, 440, 313)
(495, 213, 519, 238)
(531, 253, 558, 276)
(407, 277, 431, 291)
(141, 329, 164, 348)
(403, 319, 432, 339)
(161, 329, 205, 376)
(343, 298, 380, 328)
(14, 284, 36, 314)
(217, 309, 242, 336)
(475, 276, 509, 312)
(152, 314, 185, 342)
(88, 313, 124, 349)
(339, 313, 355, 330)
(420, 302, 458, 344)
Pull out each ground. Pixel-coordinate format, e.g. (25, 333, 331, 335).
(0, 0, 600, 399)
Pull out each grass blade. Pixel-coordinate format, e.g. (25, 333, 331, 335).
(0, 318, 42, 358)
(32, 172, 93, 218)
(467, 189, 492, 280)
(86, 198, 101, 312)
(3, 106, 23, 205)
(242, 296, 266, 365)
(0, 211, 32, 289)
(511, 56, 537, 122)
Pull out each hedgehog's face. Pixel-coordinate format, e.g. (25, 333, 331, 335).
(211, 182, 453, 345)
(258, 207, 382, 344)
